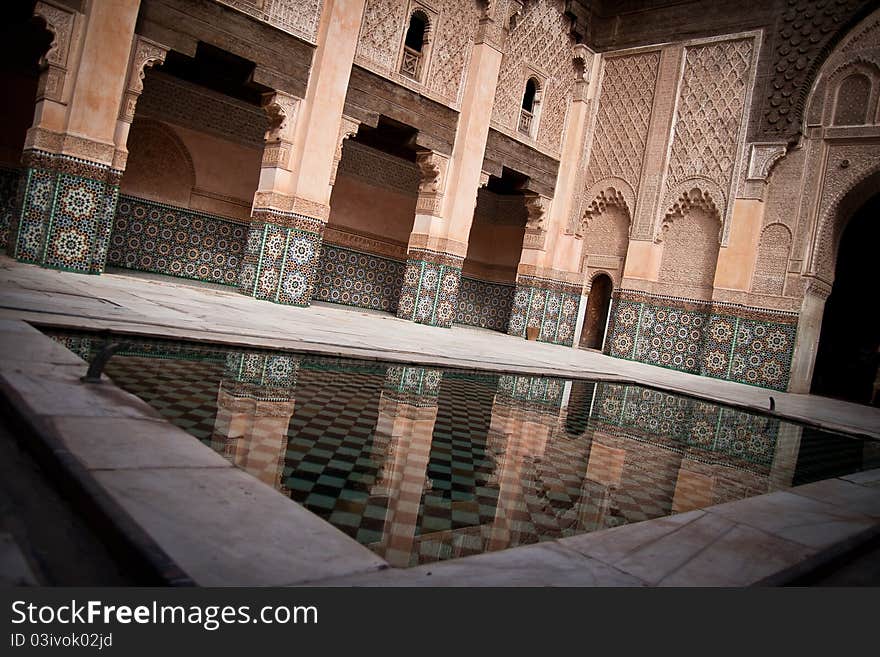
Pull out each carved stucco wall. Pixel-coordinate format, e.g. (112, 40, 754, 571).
(662, 37, 756, 244)
(355, 0, 481, 108)
(572, 50, 660, 234)
(120, 120, 196, 207)
(214, 0, 325, 44)
(137, 72, 268, 148)
(785, 8, 880, 288)
(658, 207, 720, 294)
(491, 0, 577, 155)
(751, 223, 792, 296)
(751, 0, 873, 142)
(580, 204, 629, 286)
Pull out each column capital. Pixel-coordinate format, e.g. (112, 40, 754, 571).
(260, 90, 300, 169)
(523, 193, 551, 250)
(415, 149, 450, 218)
(329, 116, 360, 187)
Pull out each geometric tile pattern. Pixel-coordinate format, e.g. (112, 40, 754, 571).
(238, 212, 324, 307)
(590, 381, 779, 473)
(0, 165, 21, 252)
(312, 243, 405, 313)
(397, 249, 463, 328)
(454, 276, 515, 333)
(221, 351, 301, 402)
(107, 195, 247, 286)
(607, 290, 798, 391)
(11, 151, 121, 274)
(507, 276, 580, 346)
(45, 329, 876, 570)
(101, 355, 225, 441)
(383, 365, 442, 406)
(497, 374, 565, 412)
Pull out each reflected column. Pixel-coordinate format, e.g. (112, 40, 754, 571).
(484, 375, 563, 551)
(370, 366, 441, 567)
(211, 351, 300, 493)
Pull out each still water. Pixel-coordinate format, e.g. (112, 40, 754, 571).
(49, 330, 880, 568)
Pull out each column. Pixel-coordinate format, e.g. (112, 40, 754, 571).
(397, 4, 504, 327)
(507, 46, 597, 346)
(10, 0, 141, 273)
(211, 351, 300, 493)
(239, 0, 366, 306)
(371, 366, 440, 567)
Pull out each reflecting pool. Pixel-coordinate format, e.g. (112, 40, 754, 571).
(49, 330, 880, 567)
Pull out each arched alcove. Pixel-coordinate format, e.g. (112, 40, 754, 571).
(810, 192, 880, 404)
(580, 273, 613, 350)
(120, 119, 196, 206)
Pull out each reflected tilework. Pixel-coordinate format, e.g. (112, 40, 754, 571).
(45, 329, 879, 571)
(497, 374, 565, 411)
(222, 351, 300, 402)
(239, 211, 324, 306)
(455, 276, 515, 332)
(0, 165, 21, 251)
(397, 250, 463, 328)
(384, 365, 442, 406)
(107, 195, 247, 286)
(606, 289, 798, 390)
(312, 243, 405, 312)
(11, 151, 120, 274)
(508, 276, 580, 346)
(591, 381, 778, 471)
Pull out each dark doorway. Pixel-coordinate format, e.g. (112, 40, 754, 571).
(580, 274, 613, 350)
(811, 192, 880, 405)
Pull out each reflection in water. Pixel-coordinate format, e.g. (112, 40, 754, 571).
(49, 332, 880, 568)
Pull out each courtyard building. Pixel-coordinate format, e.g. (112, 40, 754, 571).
(2, 0, 879, 406)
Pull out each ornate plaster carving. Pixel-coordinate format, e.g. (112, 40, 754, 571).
(746, 142, 789, 181)
(415, 150, 449, 217)
(33, 1, 77, 103)
(329, 117, 361, 187)
(664, 37, 756, 246)
(657, 182, 722, 244)
(260, 91, 300, 169)
(119, 36, 170, 123)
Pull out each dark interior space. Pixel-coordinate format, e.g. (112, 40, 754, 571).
(0, 1, 51, 165)
(811, 192, 880, 405)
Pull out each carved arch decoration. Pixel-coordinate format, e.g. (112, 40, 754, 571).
(120, 118, 196, 207)
(32, 1, 78, 103)
(800, 8, 880, 284)
(809, 160, 880, 286)
(586, 268, 619, 291)
(751, 223, 793, 296)
(119, 36, 170, 124)
(656, 178, 724, 245)
(804, 8, 880, 129)
(578, 177, 635, 238)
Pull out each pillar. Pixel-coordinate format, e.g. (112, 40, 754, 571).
(397, 4, 504, 327)
(508, 46, 597, 346)
(10, 0, 142, 273)
(371, 366, 440, 567)
(239, 0, 365, 306)
(211, 351, 300, 493)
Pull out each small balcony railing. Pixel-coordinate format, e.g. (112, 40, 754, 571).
(400, 46, 422, 80)
(518, 109, 533, 135)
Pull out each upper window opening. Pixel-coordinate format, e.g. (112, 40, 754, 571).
(404, 12, 427, 53)
(522, 78, 538, 112)
(519, 78, 540, 136)
(400, 11, 429, 81)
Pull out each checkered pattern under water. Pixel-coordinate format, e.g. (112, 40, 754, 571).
(51, 334, 879, 569)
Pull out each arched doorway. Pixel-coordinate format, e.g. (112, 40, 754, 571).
(811, 193, 880, 405)
(580, 273, 613, 350)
